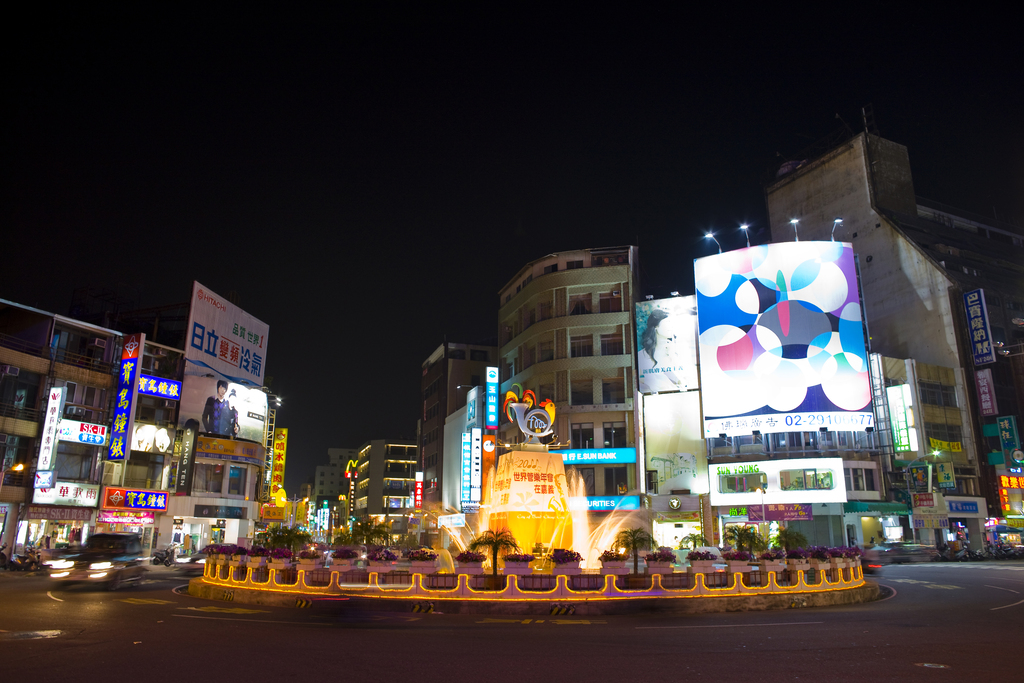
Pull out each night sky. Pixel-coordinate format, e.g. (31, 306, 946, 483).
(4, 6, 1021, 491)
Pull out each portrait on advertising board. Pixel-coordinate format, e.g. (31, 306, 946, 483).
(635, 297, 699, 394)
(694, 242, 872, 437)
(178, 374, 268, 443)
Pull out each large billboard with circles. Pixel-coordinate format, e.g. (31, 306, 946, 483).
(694, 242, 873, 437)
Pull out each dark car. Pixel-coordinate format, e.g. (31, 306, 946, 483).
(175, 551, 208, 576)
(48, 533, 146, 590)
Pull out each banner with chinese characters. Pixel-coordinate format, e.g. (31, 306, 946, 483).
(27, 505, 94, 521)
(195, 436, 265, 466)
(935, 461, 956, 489)
(747, 503, 813, 521)
(929, 438, 962, 453)
(185, 281, 269, 386)
(57, 419, 108, 446)
(260, 505, 285, 521)
(489, 448, 573, 551)
(108, 333, 144, 462)
(999, 416, 1020, 456)
(33, 481, 100, 507)
(270, 428, 287, 497)
(37, 387, 64, 470)
(964, 289, 996, 365)
(103, 487, 168, 511)
(485, 366, 500, 428)
(98, 510, 155, 524)
(975, 369, 998, 417)
(137, 374, 182, 400)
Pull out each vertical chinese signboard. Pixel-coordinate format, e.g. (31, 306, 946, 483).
(37, 387, 64, 471)
(999, 416, 1021, 463)
(886, 384, 917, 452)
(414, 472, 423, 509)
(271, 428, 288, 497)
(485, 366, 500, 429)
(109, 333, 144, 462)
(460, 432, 472, 511)
(964, 289, 995, 366)
(975, 369, 998, 417)
(175, 424, 197, 496)
(470, 427, 482, 503)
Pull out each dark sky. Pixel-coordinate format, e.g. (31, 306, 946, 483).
(3, 6, 1021, 491)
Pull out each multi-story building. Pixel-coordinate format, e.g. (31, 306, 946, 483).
(420, 341, 497, 507)
(763, 129, 1023, 547)
(352, 439, 418, 541)
(497, 246, 641, 500)
(1, 298, 122, 554)
(315, 447, 359, 498)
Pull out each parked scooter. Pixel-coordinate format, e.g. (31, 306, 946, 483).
(151, 543, 179, 567)
(8, 546, 42, 571)
(0, 542, 9, 569)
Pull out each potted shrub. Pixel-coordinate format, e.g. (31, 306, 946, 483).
(686, 550, 717, 573)
(407, 549, 438, 572)
(842, 545, 863, 569)
(331, 547, 359, 568)
(247, 546, 270, 567)
(454, 551, 486, 575)
(501, 553, 535, 576)
(807, 546, 832, 568)
(228, 545, 248, 567)
(296, 549, 323, 571)
(550, 549, 584, 575)
(643, 548, 677, 574)
(758, 548, 787, 575)
(202, 544, 228, 563)
(786, 547, 811, 573)
(269, 547, 293, 568)
(598, 550, 628, 575)
(367, 547, 398, 568)
(721, 549, 753, 573)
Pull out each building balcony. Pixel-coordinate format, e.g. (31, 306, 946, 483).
(500, 310, 630, 356)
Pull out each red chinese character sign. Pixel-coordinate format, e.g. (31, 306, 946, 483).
(271, 428, 288, 497)
(103, 487, 168, 511)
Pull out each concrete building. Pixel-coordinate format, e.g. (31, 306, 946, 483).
(315, 447, 358, 498)
(352, 439, 418, 539)
(497, 246, 641, 497)
(420, 341, 497, 508)
(764, 130, 1023, 547)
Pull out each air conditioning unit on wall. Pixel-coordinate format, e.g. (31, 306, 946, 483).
(1, 365, 20, 376)
(89, 338, 107, 349)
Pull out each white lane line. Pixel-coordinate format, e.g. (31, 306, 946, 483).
(46, 591, 64, 602)
(636, 621, 823, 630)
(171, 615, 329, 626)
(991, 599, 1024, 611)
(985, 585, 1020, 594)
(876, 583, 898, 602)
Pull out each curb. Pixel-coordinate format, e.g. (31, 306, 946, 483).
(188, 578, 880, 615)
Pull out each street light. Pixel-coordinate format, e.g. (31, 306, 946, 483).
(739, 224, 750, 248)
(789, 219, 800, 242)
(705, 232, 722, 254)
(831, 218, 843, 241)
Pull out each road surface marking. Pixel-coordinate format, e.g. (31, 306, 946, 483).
(0, 630, 63, 641)
(636, 621, 823, 630)
(985, 585, 1020, 594)
(550, 620, 605, 624)
(990, 598, 1024, 611)
(875, 583, 899, 602)
(118, 598, 175, 604)
(181, 606, 269, 614)
(923, 584, 962, 589)
(46, 591, 63, 602)
(477, 618, 524, 623)
(172, 615, 329, 625)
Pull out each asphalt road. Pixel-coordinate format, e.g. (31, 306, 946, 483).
(3, 562, 1024, 681)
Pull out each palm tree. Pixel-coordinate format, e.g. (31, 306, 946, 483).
(772, 527, 808, 551)
(678, 533, 708, 550)
(725, 525, 766, 554)
(468, 528, 520, 578)
(614, 527, 655, 575)
(265, 526, 312, 553)
(351, 518, 392, 546)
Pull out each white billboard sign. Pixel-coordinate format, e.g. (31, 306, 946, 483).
(33, 480, 101, 507)
(185, 281, 270, 386)
(635, 296, 699, 394)
(57, 419, 109, 447)
(709, 457, 847, 506)
(37, 387, 64, 471)
(470, 427, 482, 503)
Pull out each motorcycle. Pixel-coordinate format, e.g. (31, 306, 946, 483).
(8, 547, 42, 571)
(151, 543, 179, 567)
(0, 542, 8, 569)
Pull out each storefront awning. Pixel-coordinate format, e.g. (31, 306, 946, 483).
(843, 501, 910, 516)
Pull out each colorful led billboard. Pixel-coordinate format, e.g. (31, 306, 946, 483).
(635, 296, 699, 394)
(177, 376, 268, 442)
(694, 242, 873, 437)
(185, 281, 270, 386)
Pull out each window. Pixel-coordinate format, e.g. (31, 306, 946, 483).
(566, 260, 584, 270)
(603, 422, 627, 447)
(779, 468, 834, 491)
(228, 466, 247, 496)
(602, 378, 625, 404)
(538, 341, 554, 362)
(919, 381, 957, 407)
(539, 302, 553, 320)
(925, 422, 962, 445)
(570, 336, 593, 357)
(538, 383, 554, 400)
(600, 334, 623, 355)
(569, 294, 591, 315)
(599, 293, 622, 313)
(193, 463, 224, 493)
(470, 374, 480, 387)
(577, 467, 596, 496)
(571, 423, 594, 449)
(449, 349, 466, 360)
(865, 469, 876, 491)
(570, 380, 593, 405)
(845, 467, 877, 492)
(544, 264, 558, 274)
(719, 472, 767, 494)
(605, 466, 629, 495)
(470, 349, 488, 362)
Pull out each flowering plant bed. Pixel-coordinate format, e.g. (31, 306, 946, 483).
(297, 549, 321, 560)
(455, 551, 486, 563)
(231, 546, 249, 556)
(807, 546, 834, 561)
(367, 548, 398, 562)
(721, 550, 752, 561)
(407, 549, 438, 562)
(504, 553, 535, 563)
(248, 546, 271, 557)
(599, 550, 627, 562)
(270, 548, 293, 560)
(758, 548, 787, 560)
(550, 549, 584, 565)
(331, 548, 359, 559)
(838, 546, 863, 559)
(645, 549, 677, 563)
(686, 550, 717, 561)
(785, 547, 810, 560)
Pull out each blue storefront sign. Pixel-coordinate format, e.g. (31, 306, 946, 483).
(137, 374, 182, 400)
(560, 448, 637, 464)
(568, 495, 641, 511)
(460, 432, 472, 507)
(485, 366, 499, 429)
(964, 289, 996, 365)
(947, 500, 980, 515)
(108, 334, 144, 461)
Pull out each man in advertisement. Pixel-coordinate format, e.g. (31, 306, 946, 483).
(202, 380, 239, 437)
